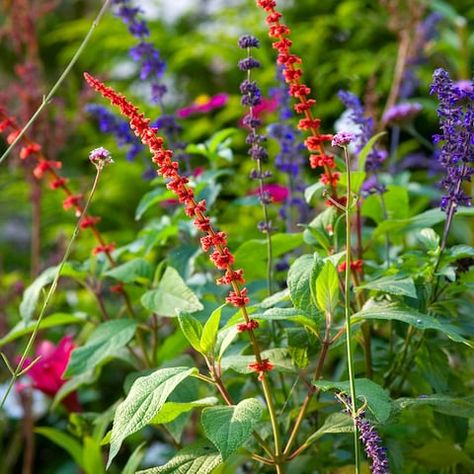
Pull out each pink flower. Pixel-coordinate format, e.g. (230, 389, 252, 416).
(177, 93, 229, 118)
(18, 335, 81, 412)
(249, 183, 289, 203)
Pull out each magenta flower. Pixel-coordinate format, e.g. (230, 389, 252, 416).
(177, 93, 229, 118)
(332, 131, 356, 147)
(18, 335, 81, 412)
(249, 183, 289, 203)
(383, 102, 422, 125)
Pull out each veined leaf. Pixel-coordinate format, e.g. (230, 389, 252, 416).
(141, 266, 203, 316)
(178, 314, 203, 353)
(150, 397, 219, 424)
(314, 261, 339, 314)
(108, 367, 196, 468)
(105, 258, 153, 283)
(200, 305, 224, 355)
(35, 427, 84, 469)
(395, 395, 474, 418)
(65, 319, 138, 377)
(201, 398, 263, 459)
(356, 275, 417, 298)
(305, 412, 354, 446)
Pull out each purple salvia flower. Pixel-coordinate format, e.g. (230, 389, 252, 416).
(238, 57, 261, 71)
(383, 102, 422, 125)
(338, 90, 386, 170)
(332, 131, 356, 147)
(430, 68, 474, 213)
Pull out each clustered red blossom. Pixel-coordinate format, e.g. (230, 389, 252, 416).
(0, 108, 115, 260)
(338, 259, 364, 273)
(84, 73, 273, 379)
(256, 0, 340, 193)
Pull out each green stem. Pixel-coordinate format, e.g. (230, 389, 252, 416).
(0, 0, 112, 165)
(343, 146, 360, 473)
(0, 168, 103, 409)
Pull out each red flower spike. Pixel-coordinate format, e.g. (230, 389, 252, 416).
(6, 130, 20, 144)
(309, 154, 335, 169)
(298, 118, 321, 131)
(277, 53, 302, 67)
(351, 259, 364, 273)
(216, 269, 245, 286)
(269, 24, 290, 38)
(237, 319, 260, 332)
(294, 100, 316, 114)
(266, 11, 282, 23)
(272, 38, 293, 51)
(283, 68, 302, 82)
(0, 118, 14, 133)
(320, 172, 340, 187)
(110, 283, 124, 294)
(248, 358, 274, 381)
(63, 194, 83, 211)
(289, 84, 311, 98)
(50, 177, 68, 190)
(305, 135, 333, 152)
(92, 242, 116, 256)
(19, 143, 41, 160)
(194, 217, 211, 233)
(33, 160, 62, 179)
(200, 235, 214, 252)
(210, 248, 235, 270)
(226, 288, 250, 307)
(257, 0, 277, 11)
(80, 216, 101, 229)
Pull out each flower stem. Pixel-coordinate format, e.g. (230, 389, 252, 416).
(0, 167, 103, 409)
(0, 0, 112, 165)
(342, 146, 360, 473)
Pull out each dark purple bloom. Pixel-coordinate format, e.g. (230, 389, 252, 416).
(430, 68, 474, 212)
(129, 42, 166, 81)
(240, 80, 262, 106)
(238, 35, 260, 49)
(113, 2, 149, 39)
(238, 57, 261, 71)
(338, 90, 386, 170)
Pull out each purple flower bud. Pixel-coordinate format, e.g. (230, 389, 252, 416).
(332, 131, 356, 147)
(89, 147, 113, 169)
(238, 57, 261, 71)
(238, 35, 260, 49)
(383, 102, 422, 124)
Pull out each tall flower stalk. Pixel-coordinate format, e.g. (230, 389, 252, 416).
(84, 73, 284, 470)
(239, 35, 274, 295)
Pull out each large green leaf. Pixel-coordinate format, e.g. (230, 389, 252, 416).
(251, 307, 319, 333)
(0, 313, 85, 348)
(178, 314, 203, 353)
(221, 348, 294, 375)
(141, 266, 203, 316)
(352, 301, 471, 346)
(122, 443, 146, 474)
(108, 367, 195, 468)
(357, 131, 386, 172)
(305, 412, 354, 446)
(356, 275, 417, 298)
(135, 187, 175, 220)
(201, 398, 263, 459)
(65, 319, 138, 377)
(150, 397, 219, 424)
(200, 305, 224, 355)
(137, 441, 222, 474)
(395, 395, 474, 418)
(314, 378, 392, 423)
(314, 261, 339, 315)
(35, 427, 84, 469)
(287, 254, 322, 312)
(105, 259, 153, 283)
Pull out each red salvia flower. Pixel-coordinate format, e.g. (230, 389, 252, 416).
(226, 288, 250, 307)
(338, 259, 364, 273)
(298, 118, 320, 131)
(33, 160, 62, 179)
(80, 215, 101, 229)
(6, 130, 20, 144)
(92, 243, 116, 256)
(210, 248, 235, 270)
(216, 269, 245, 286)
(309, 154, 335, 169)
(19, 143, 41, 160)
(320, 172, 340, 187)
(248, 358, 274, 381)
(63, 194, 83, 211)
(50, 177, 68, 190)
(0, 117, 14, 132)
(237, 319, 260, 332)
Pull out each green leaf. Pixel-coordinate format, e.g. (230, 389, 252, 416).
(314, 378, 392, 423)
(122, 443, 146, 474)
(53, 371, 97, 409)
(252, 307, 319, 333)
(304, 181, 326, 204)
(136, 441, 222, 474)
(417, 228, 440, 251)
(201, 398, 263, 459)
(151, 397, 219, 424)
(338, 171, 366, 194)
(141, 266, 203, 316)
(207, 128, 237, 154)
(200, 305, 224, 355)
(20, 266, 57, 323)
(314, 261, 339, 314)
(352, 301, 471, 346)
(357, 275, 417, 298)
(287, 254, 320, 311)
(305, 412, 354, 445)
(178, 314, 203, 353)
(65, 319, 138, 377)
(0, 313, 85, 348)
(358, 132, 386, 172)
(216, 326, 239, 361)
(135, 187, 175, 220)
(108, 367, 196, 468)
(83, 436, 105, 474)
(221, 349, 294, 375)
(395, 395, 474, 418)
(105, 259, 153, 283)
(412, 440, 474, 470)
(35, 427, 84, 468)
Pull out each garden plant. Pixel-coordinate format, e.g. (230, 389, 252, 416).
(0, 0, 473, 473)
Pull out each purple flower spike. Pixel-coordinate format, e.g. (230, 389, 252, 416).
(430, 68, 474, 212)
(238, 57, 261, 71)
(383, 102, 422, 124)
(332, 131, 356, 147)
(238, 35, 260, 49)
